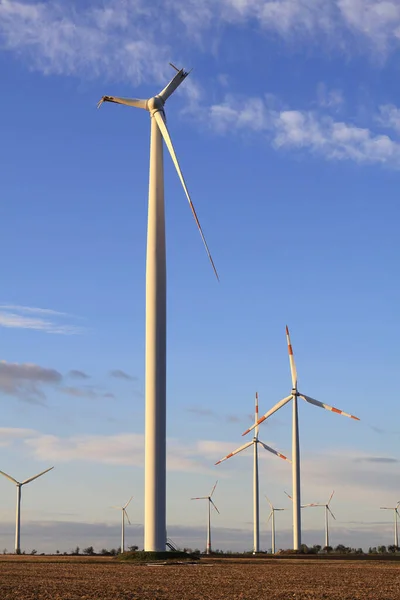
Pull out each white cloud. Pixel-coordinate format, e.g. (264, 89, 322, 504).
(203, 94, 400, 167)
(0, 304, 83, 334)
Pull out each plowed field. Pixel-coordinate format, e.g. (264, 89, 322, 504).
(0, 556, 399, 599)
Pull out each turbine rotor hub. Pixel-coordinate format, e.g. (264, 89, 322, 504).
(147, 95, 164, 113)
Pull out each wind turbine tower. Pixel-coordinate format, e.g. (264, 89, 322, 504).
(191, 481, 220, 554)
(243, 326, 359, 550)
(98, 65, 218, 552)
(112, 496, 133, 553)
(380, 501, 400, 548)
(304, 490, 336, 548)
(265, 495, 287, 554)
(0, 467, 54, 553)
(215, 393, 290, 553)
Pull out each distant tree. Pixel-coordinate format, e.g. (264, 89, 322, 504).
(368, 546, 377, 554)
(109, 548, 118, 556)
(2, 549, 7, 555)
(378, 545, 387, 554)
(323, 546, 333, 554)
(83, 546, 95, 556)
(355, 548, 364, 555)
(127, 545, 138, 552)
(56, 550, 60, 555)
(71, 546, 80, 556)
(30, 549, 37, 555)
(387, 545, 397, 553)
(312, 545, 322, 554)
(100, 549, 111, 556)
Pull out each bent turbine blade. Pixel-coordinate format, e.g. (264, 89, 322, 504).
(300, 394, 359, 420)
(157, 68, 190, 103)
(215, 441, 253, 465)
(0, 470, 18, 485)
(285, 326, 298, 389)
(258, 440, 291, 462)
(242, 395, 293, 436)
(153, 109, 219, 280)
(97, 96, 147, 109)
(22, 466, 54, 486)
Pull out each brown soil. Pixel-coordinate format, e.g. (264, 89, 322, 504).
(0, 556, 399, 599)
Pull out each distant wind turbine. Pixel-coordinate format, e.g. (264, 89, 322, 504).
(98, 65, 218, 552)
(112, 496, 133, 553)
(380, 500, 400, 547)
(243, 326, 359, 550)
(0, 467, 54, 553)
(191, 481, 219, 554)
(215, 393, 290, 554)
(304, 490, 336, 548)
(265, 495, 287, 554)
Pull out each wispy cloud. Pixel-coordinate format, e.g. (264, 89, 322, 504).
(200, 94, 400, 168)
(0, 304, 83, 335)
(60, 386, 115, 400)
(109, 369, 136, 381)
(68, 370, 90, 380)
(356, 456, 399, 464)
(0, 361, 62, 404)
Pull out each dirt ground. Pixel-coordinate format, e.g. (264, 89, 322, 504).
(0, 556, 399, 600)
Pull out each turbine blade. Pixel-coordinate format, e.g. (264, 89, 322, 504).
(210, 498, 220, 514)
(285, 326, 298, 389)
(123, 508, 131, 525)
(157, 68, 190, 103)
(258, 440, 291, 462)
(302, 503, 319, 507)
(123, 496, 134, 509)
(255, 392, 259, 435)
(300, 394, 360, 420)
(242, 395, 293, 436)
(380, 507, 391, 510)
(97, 96, 147, 109)
(266, 510, 273, 524)
(284, 491, 293, 501)
(327, 506, 336, 520)
(265, 495, 273, 509)
(191, 496, 208, 500)
(0, 470, 18, 485)
(153, 109, 219, 280)
(21, 466, 54, 486)
(328, 490, 335, 505)
(215, 441, 253, 465)
(210, 480, 218, 497)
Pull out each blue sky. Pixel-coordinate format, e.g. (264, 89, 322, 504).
(0, 0, 400, 553)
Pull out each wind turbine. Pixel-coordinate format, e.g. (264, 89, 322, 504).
(380, 500, 400, 547)
(0, 467, 54, 553)
(215, 393, 290, 554)
(265, 495, 287, 554)
(98, 65, 218, 552)
(304, 490, 336, 548)
(191, 481, 219, 554)
(242, 326, 359, 550)
(112, 496, 133, 553)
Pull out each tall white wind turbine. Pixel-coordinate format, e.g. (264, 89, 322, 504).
(215, 393, 290, 553)
(265, 495, 287, 554)
(98, 65, 218, 552)
(0, 467, 54, 553)
(304, 490, 336, 548)
(191, 481, 219, 554)
(112, 496, 133, 553)
(242, 326, 359, 550)
(380, 500, 400, 547)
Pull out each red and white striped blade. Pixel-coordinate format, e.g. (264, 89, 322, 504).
(284, 491, 293, 501)
(327, 490, 335, 505)
(153, 110, 219, 281)
(242, 395, 293, 436)
(210, 480, 218, 497)
(255, 392, 259, 432)
(215, 441, 253, 465)
(286, 325, 298, 389)
(258, 440, 291, 462)
(300, 394, 360, 420)
(123, 496, 134, 509)
(191, 496, 208, 500)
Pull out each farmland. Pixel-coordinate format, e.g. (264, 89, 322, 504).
(0, 555, 399, 599)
